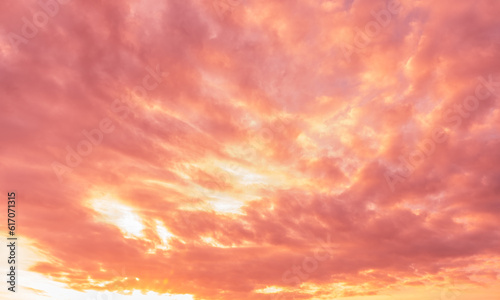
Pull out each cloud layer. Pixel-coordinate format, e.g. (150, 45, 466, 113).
(1, 0, 500, 299)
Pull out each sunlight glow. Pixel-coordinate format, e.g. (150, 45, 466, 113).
(88, 195, 145, 238)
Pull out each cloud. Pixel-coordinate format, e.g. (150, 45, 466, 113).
(2, 0, 500, 299)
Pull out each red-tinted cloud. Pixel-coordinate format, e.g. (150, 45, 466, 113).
(1, 0, 499, 299)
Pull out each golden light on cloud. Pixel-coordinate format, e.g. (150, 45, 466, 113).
(88, 195, 145, 238)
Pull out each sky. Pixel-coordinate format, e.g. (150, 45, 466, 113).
(1, 0, 500, 299)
